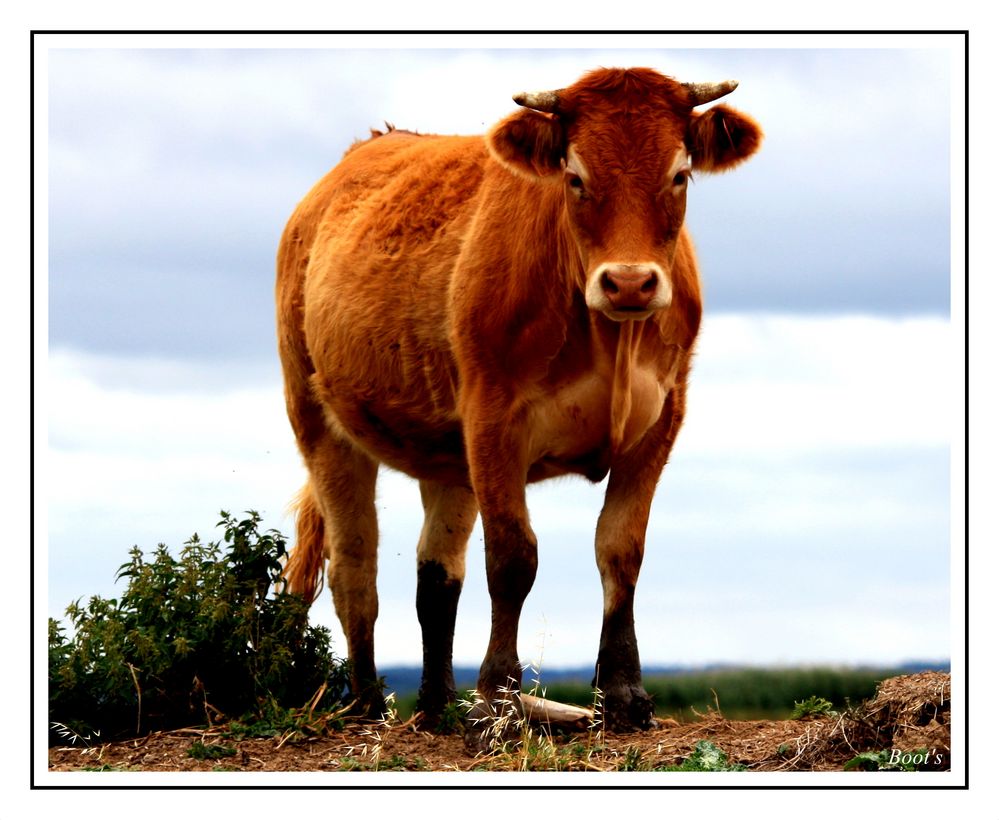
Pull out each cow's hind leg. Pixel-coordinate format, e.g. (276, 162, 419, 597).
(414, 480, 478, 729)
(308, 434, 386, 719)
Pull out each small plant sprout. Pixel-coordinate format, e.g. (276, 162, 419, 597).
(187, 740, 237, 761)
(791, 695, 837, 719)
(672, 741, 746, 772)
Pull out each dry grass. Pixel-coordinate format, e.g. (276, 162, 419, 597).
(769, 671, 951, 771)
(49, 672, 952, 773)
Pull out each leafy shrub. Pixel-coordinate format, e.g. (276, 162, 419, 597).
(49, 512, 349, 743)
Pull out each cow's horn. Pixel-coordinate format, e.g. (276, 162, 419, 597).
(513, 89, 562, 113)
(683, 80, 739, 106)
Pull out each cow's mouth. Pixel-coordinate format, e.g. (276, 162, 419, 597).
(605, 307, 655, 322)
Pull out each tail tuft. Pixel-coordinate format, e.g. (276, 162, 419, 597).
(283, 483, 326, 604)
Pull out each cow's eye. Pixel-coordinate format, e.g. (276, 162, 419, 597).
(672, 171, 689, 188)
(567, 174, 587, 198)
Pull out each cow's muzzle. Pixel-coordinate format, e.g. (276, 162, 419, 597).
(589, 262, 672, 320)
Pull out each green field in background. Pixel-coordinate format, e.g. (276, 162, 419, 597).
(392, 666, 928, 722)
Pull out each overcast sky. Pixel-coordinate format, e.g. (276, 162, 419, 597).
(40, 35, 963, 677)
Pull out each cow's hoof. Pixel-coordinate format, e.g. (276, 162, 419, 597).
(415, 705, 463, 735)
(601, 685, 657, 732)
(350, 689, 389, 722)
(415, 689, 460, 733)
(463, 724, 495, 754)
(415, 710, 443, 733)
(462, 696, 523, 753)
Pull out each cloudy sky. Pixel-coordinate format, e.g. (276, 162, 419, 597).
(39, 33, 964, 678)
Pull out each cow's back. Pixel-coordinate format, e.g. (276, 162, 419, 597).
(277, 129, 487, 478)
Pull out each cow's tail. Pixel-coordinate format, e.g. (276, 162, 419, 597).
(282, 482, 326, 604)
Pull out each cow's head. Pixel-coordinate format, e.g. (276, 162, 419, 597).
(487, 67, 762, 321)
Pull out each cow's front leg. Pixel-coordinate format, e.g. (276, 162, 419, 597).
(593, 489, 656, 731)
(463, 407, 537, 749)
(594, 388, 685, 731)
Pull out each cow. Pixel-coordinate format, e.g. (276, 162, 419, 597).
(277, 66, 762, 746)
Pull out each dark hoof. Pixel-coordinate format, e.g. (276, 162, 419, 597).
(415, 707, 463, 735)
(351, 689, 389, 721)
(414, 710, 440, 732)
(601, 685, 657, 732)
(414, 688, 457, 733)
(463, 724, 495, 754)
(462, 694, 523, 753)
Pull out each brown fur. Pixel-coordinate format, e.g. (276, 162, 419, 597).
(276, 67, 762, 732)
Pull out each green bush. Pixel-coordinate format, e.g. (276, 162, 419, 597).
(49, 511, 349, 744)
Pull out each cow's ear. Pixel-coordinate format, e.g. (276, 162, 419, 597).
(688, 104, 763, 173)
(487, 109, 565, 179)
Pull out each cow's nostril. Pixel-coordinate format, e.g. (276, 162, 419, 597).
(598, 266, 662, 311)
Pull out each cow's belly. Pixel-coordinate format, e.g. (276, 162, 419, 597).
(318, 386, 470, 483)
(314, 356, 669, 487)
(526, 366, 668, 483)
(308, 329, 472, 483)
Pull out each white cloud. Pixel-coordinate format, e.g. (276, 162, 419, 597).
(45, 45, 953, 365)
(684, 314, 953, 454)
(48, 348, 289, 459)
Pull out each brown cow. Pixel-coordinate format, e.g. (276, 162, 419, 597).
(278, 67, 762, 745)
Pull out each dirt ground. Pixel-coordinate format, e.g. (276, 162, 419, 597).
(48, 671, 951, 774)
